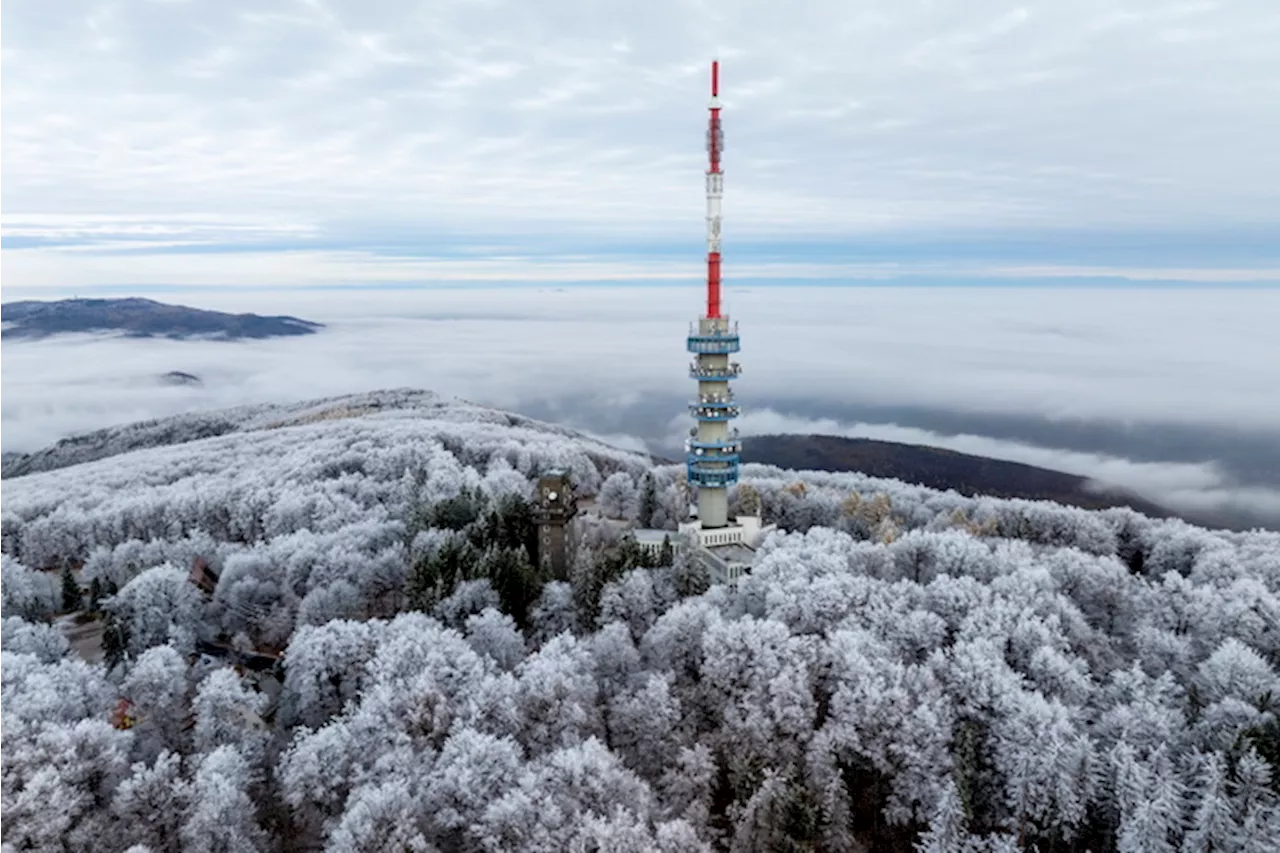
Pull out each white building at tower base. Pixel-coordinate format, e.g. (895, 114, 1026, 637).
(633, 513, 776, 587)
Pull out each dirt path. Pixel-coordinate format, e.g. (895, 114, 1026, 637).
(57, 614, 105, 664)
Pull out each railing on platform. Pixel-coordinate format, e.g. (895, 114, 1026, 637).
(689, 362, 742, 380)
(687, 325, 741, 355)
(688, 451, 740, 465)
(687, 438, 742, 454)
(694, 391, 735, 404)
(690, 405, 741, 420)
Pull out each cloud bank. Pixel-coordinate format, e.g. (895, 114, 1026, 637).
(730, 408, 1280, 523)
(4, 285, 1278, 525)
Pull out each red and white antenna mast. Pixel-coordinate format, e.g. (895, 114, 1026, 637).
(705, 60, 724, 319)
(684, 59, 740, 532)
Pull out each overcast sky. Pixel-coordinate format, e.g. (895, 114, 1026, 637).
(4, 0, 1279, 288)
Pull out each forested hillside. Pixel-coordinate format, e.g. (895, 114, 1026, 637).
(3, 389, 1280, 852)
(741, 433, 1179, 521)
(0, 296, 323, 341)
(2, 388, 611, 479)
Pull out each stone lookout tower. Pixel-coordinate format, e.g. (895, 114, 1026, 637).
(533, 469, 578, 580)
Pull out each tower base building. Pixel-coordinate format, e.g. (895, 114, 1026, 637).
(678, 515, 775, 586)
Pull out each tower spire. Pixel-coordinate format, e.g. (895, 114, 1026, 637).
(686, 59, 741, 530)
(706, 59, 724, 319)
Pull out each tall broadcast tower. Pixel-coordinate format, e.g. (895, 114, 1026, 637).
(686, 60, 742, 529)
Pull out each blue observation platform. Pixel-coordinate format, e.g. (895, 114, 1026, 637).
(686, 434, 741, 487)
(687, 447, 740, 465)
(686, 459, 740, 488)
(687, 324, 740, 355)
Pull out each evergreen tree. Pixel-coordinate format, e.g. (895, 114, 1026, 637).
(491, 492, 538, 557)
(916, 780, 971, 853)
(484, 546, 541, 630)
(407, 537, 481, 611)
(672, 548, 709, 599)
(61, 564, 83, 613)
(638, 473, 658, 528)
(1184, 752, 1236, 852)
(430, 487, 486, 531)
(102, 610, 131, 671)
(88, 577, 103, 613)
(571, 538, 649, 630)
(658, 534, 675, 568)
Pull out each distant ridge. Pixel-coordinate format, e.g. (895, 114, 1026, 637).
(739, 432, 1231, 528)
(1, 297, 324, 341)
(0, 388, 662, 480)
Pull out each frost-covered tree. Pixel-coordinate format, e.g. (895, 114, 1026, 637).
(323, 778, 432, 853)
(1183, 751, 1236, 852)
(181, 746, 267, 853)
(6, 391, 1280, 852)
(466, 607, 526, 671)
(110, 564, 206, 657)
(0, 718, 132, 851)
(123, 644, 191, 759)
(421, 727, 523, 849)
(111, 751, 191, 853)
(517, 632, 604, 756)
(529, 581, 576, 644)
(475, 738, 655, 853)
(1, 556, 58, 620)
(608, 673, 684, 783)
(1, 616, 70, 662)
(433, 578, 501, 630)
(191, 668, 269, 766)
(599, 568, 661, 641)
(598, 472, 640, 521)
(279, 618, 384, 729)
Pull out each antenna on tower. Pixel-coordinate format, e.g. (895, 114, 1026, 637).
(705, 59, 724, 319)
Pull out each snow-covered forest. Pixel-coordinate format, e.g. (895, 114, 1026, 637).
(4, 389, 1280, 852)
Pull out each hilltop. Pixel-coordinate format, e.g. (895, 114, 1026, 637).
(0, 296, 324, 341)
(4, 389, 1280, 851)
(0, 388, 639, 479)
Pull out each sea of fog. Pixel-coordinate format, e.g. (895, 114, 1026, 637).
(3, 284, 1279, 528)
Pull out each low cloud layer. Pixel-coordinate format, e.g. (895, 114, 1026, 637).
(3, 285, 1278, 527)
(730, 408, 1280, 524)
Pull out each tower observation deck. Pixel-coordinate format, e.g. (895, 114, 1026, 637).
(686, 59, 740, 528)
